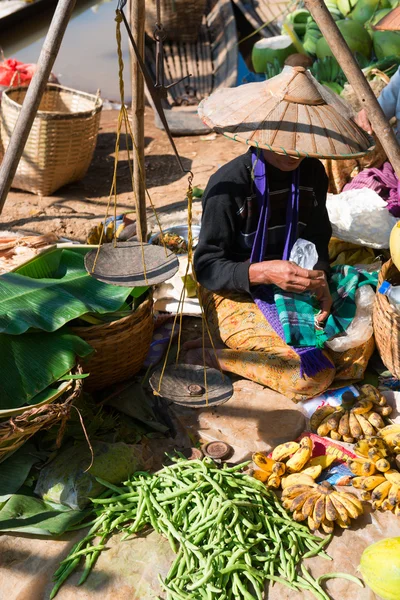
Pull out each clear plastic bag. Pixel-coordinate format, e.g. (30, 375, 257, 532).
(289, 238, 318, 270)
(325, 285, 375, 352)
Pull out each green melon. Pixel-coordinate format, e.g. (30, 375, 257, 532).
(252, 35, 295, 73)
(316, 19, 373, 59)
(373, 29, 400, 59)
(350, 0, 390, 23)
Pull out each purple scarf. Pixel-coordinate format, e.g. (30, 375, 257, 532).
(250, 149, 333, 378)
(343, 161, 400, 217)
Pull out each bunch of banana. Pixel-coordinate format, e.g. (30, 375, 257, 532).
(310, 384, 391, 442)
(282, 479, 363, 532)
(272, 437, 314, 472)
(87, 220, 125, 245)
(252, 453, 286, 488)
(351, 469, 400, 515)
(379, 424, 400, 455)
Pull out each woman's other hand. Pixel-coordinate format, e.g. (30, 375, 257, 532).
(355, 108, 373, 135)
(249, 260, 326, 293)
(314, 275, 332, 323)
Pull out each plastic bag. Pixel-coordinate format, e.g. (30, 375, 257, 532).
(326, 187, 398, 249)
(289, 238, 318, 269)
(325, 285, 375, 352)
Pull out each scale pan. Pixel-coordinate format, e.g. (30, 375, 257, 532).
(85, 242, 179, 287)
(149, 364, 233, 408)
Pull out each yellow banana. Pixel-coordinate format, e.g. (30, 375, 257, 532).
(252, 453, 275, 473)
(342, 435, 355, 443)
(339, 492, 364, 515)
(347, 459, 376, 477)
(360, 384, 385, 405)
(310, 405, 336, 432)
(361, 475, 386, 491)
(308, 515, 318, 531)
(371, 480, 392, 502)
(375, 404, 392, 417)
(351, 476, 365, 489)
(395, 504, 400, 517)
(330, 494, 350, 522)
(286, 445, 312, 473)
(281, 473, 316, 489)
(317, 415, 334, 437)
(352, 399, 373, 415)
(302, 494, 320, 519)
(368, 447, 385, 463)
(282, 484, 316, 498)
(332, 492, 361, 519)
(292, 510, 307, 522)
(321, 518, 334, 534)
(289, 490, 319, 512)
(384, 469, 400, 486)
(375, 458, 391, 473)
(312, 495, 326, 529)
(380, 424, 400, 437)
(354, 413, 375, 437)
(381, 499, 395, 511)
(305, 455, 336, 470)
(301, 465, 322, 479)
(324, 495, 338, 522)
(367, 411, 385, 430)
(349, 412, 362, 439)
(338, 411, 350, 437)
(271, 462, 286, 477)
(336, 515, 351, 528)
(354, 439, 370, 458)
(330, 430, 342, 441)
(388, 484, 400, 506)
(271, 441, 300, 462)
(267, 474, 281, 488)
(360, 491, 372, 501)
(252, 469, 270, 483)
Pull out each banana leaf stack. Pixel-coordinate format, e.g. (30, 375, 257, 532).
(0, 245, 148, 461)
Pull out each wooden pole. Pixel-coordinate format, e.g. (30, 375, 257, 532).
(304, 0, 400, 179)
(0, 0, 77, 214)
(130, 0, 147, 242)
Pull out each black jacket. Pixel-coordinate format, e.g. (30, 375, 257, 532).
(194, 150, 331, 294)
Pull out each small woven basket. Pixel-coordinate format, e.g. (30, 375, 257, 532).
(70, 296, 154, 392)
(0, 372, 83, 464)
(373, 259, 400, 378)
(0, 84, 102, 196)
(145, 0, 207, 42)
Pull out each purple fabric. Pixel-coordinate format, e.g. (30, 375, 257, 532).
(249, 149, 333, 378)
(343, 161, 400, 218)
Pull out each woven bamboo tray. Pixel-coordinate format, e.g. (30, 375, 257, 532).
(0, 372, 83, 464)
(145, 0, 207, 42)
(0, 84, 102, 196)
(70, 296, 154, 392)
(373, 259, 400, 378)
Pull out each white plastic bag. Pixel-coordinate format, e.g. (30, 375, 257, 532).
(325, 285, 375, 352)
(326, 187, 398, 249)
(289, 238, 318, 269)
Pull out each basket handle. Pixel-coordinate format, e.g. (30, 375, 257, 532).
(95, 88, 102, 105)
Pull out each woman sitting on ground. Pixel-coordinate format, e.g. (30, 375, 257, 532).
(188, 66, 376, 402)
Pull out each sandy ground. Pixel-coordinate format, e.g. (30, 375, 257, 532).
(0, 107, 243, 240)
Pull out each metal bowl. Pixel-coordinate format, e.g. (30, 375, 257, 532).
(149, 225, 201, 254)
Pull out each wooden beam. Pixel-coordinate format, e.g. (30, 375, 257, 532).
(0, 0, 77, 214)
(130, 0, 147, 242)
(304, 0, 400, 179)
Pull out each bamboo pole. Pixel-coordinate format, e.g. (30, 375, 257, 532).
(304, 0, 400, 178)
(0, 0, 77, 214)
(130, 0, 147, 242)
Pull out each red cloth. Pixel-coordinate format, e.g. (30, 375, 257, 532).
(0, 58, 36, 87)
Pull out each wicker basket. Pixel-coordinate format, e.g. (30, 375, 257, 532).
(0, 84, 102, 196)
(373, 259, 400, 378)
(70, 296, 154, 392)
(145, 0, 207, 42)
(0, 373, 82, 464)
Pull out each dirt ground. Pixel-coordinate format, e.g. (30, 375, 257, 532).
(0, 107, 243, 240)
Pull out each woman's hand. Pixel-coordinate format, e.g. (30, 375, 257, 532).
(314, 275, 332, 323)
(355, 109, 373, 135)
(249, 260, 326, 293)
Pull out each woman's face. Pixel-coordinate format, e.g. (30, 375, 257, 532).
(263, 149, 304, 171)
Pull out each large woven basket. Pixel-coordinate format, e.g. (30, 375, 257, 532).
(145, 0, 207, 42)
(373, 259, 400, 378)
(0, 373, 83, 464)
(0, 84, 102, 196)
(70, 296, 154, 392)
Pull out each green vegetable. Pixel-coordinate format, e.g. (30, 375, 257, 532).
(337, 0, 358, 15)
(252, 35, 295, 72)
(50, 457, 340, 599)
(316, 20, 373, 60)
(0, 442, 42, 501)
(317, 572, 364, 587)
(372, 30, 400, 60)
(0, 248, 147, 335)
(349, 0, 390, 23)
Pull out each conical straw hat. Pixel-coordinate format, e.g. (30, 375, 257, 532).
(198, 66, 374, 160)
(374, 5, 400, 30)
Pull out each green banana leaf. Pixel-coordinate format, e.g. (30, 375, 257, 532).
(0, 248, 147, 335)
(0, 331, 93, 409)
(0, 442, 44, 502)
(0, 494, 88, 535)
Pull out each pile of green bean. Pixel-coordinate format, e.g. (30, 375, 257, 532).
(51, 457, 336, 600)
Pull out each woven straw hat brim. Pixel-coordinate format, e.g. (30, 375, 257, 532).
(198, 67, 375, 160)
(374, 6, 400, 30)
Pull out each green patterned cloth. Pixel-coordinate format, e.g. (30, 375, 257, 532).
(275, 265, 378, 349)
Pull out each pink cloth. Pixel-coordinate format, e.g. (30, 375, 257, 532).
(343, 161, 400, 218)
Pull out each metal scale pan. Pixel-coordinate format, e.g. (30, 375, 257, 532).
(150, 364, 233, 408)
(84, 241, 179, 287)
